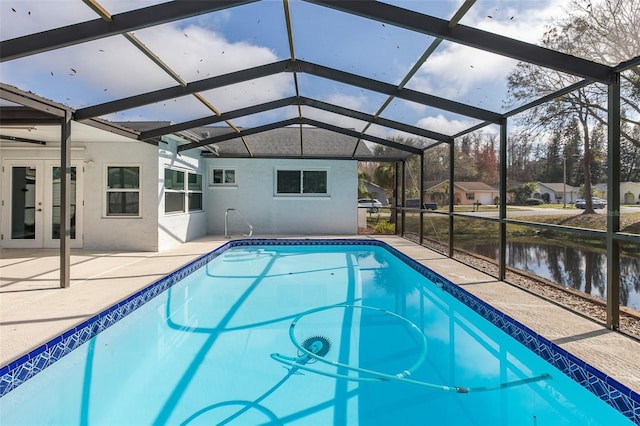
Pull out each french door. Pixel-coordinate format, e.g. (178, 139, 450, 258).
(2, 159, 83, 248)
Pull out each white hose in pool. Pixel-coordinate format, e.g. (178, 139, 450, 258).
(270, 304, 550, 393)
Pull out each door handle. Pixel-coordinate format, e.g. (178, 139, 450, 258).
(36, 208, 43, 212)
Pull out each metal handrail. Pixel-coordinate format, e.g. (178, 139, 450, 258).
(224, 208, 254, 238)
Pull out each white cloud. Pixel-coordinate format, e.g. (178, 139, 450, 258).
(410, 0, 571, 102)
(2, 15, 292, 123)
(411, 46, 516, 100)
(0, 1, 96, 40)
(137, 23, 280, 83)
(326, 94, 369, 112)
(303, 94, 371, 131)
(1, 0, 593, 129)
(416, 114, 476, 135)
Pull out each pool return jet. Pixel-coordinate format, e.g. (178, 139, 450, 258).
(271, 304, 551, 394)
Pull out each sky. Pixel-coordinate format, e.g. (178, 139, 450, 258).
(0, 0, 583, 143)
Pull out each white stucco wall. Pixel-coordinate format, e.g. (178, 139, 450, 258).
(0, 139, 160, 251)
(157, 141, 207, 252)
(595, 182, 640, 204)
(82, 141, 160, 251)
(205, 158, 358, 236)
(621, 183, 640, 204)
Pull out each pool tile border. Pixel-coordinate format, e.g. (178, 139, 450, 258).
(0, 238, 638, 425)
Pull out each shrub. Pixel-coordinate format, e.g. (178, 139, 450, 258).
(525, 198, 544, 205)
(373, 221, 395, 234)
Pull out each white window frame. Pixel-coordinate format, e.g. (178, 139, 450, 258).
(210, 168, 237, 186)
(164, 167, 203, 214)
(187, 171, 203, 212)
(104, 164, 142, 218)
(164, 168, 185, 214)
(274, 168, 329, 197)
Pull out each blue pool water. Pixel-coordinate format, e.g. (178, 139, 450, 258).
(0, 240, 637, 425)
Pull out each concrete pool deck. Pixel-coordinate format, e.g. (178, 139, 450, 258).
(2, 234, 640, 395)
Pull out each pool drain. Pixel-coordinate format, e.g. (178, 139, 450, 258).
(298, 335, 331, 362)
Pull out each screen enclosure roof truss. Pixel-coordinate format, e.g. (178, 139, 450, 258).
(0, 0, 634, 160)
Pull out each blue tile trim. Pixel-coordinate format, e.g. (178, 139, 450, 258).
(0, 238, 638, 425)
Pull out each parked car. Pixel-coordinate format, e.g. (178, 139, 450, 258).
(358, 198, 383, 213)
(575, 198, 606, 209)
(406, 199, 437, 210)
(525, 198, 544, 205)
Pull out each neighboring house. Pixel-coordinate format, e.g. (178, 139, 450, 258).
(1, 123, 369, 251)
(423, 180, 499, 206)
(532, 182, 580, 204)
(593, 182, 640, 204)
(594, 182, 640, 204)
(362, 181, 389, 206)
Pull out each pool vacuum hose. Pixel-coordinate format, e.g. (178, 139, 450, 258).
(270, 304, 550, 393)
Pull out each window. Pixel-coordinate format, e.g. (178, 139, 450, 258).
(164, 168, 203, 214)
(212, 168, 236, 185)
(106, 166, 140, 217)
(466, 192, 475, 201)
(276, 169, 327, 195)
(188, 173, 203, 211)
(164, 169, 185, 213)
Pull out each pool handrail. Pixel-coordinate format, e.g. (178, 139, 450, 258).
(225, 208, 253, 238)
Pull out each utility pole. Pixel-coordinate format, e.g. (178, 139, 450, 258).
(563, 154, 567, 208)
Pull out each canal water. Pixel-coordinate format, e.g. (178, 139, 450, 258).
(464, 241, 640, 311)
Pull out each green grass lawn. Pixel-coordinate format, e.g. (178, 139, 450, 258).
(366, 211, 640, 255)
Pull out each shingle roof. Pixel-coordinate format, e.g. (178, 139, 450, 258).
(194, 126, 377, 159)
(538, 182, 580, 193)
(424, 180, 497, 191)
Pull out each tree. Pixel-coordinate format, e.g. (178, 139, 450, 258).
(507, 131, 539, 184)
(469, 132, 500, 185)
(620, 122, 640, 181)
(373, 136, 423, 198)
(562, 120, 583, 187)
(358, 169, 370, 198)
(372, 164, 395, 191)
(540, 129, 564, 183)
(544, 0, 640, 146)
(454, 135, 479, 181)
(508, 63, 601, 212)
(422, 144, 449, 182)
(506, 0, 640, 214)
(509, 182, 538, 205)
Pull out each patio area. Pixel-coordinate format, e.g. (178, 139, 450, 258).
(1, 234, 639, 396)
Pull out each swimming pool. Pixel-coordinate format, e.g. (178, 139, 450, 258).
(0, 239, 638, 425)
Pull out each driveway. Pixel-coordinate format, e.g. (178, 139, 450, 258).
(454, 205, 640, 218)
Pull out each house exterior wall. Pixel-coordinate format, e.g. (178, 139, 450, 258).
(82, 141, 160, 251)
(533, 183, 580, 204)
(563, 189, 580, 204)
(425, 182, 497, 206)
(0, 140, 160, 251)
(453, 190, 495, 205)
(205, 158, 358, 235)
(157, 141, 207, 252)
(622, 182, 640, 204)
(593, 182, 640, 204)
